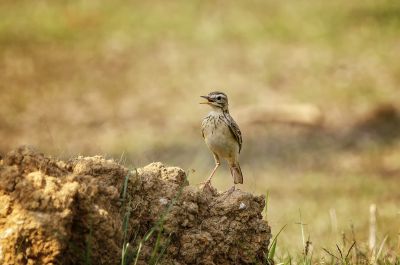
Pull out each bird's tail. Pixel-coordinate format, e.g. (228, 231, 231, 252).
(230, 163, 243, 184)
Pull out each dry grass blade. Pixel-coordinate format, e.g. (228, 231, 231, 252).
(336, 244, 344, 259)
(322, 247, 340, 261)
(375, 235, 388, 261)
(345, 241, 356, 260)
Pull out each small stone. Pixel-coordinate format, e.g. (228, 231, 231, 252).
(159, 197, 169, 205)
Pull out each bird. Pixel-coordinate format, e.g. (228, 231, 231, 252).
(200, 91, 243, 190)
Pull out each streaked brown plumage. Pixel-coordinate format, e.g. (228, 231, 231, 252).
(200, 91, 243, 188)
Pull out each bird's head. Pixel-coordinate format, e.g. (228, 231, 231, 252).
(200, 91, 229, 111)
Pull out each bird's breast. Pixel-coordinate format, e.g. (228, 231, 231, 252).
(202, 115, 239, 158)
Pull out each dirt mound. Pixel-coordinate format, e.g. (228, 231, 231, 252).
(0, 147, 271, 265)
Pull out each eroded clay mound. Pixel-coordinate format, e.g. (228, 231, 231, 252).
(0, 147, 271, 265)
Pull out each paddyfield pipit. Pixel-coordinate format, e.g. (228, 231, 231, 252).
(200, 91, 243, 189)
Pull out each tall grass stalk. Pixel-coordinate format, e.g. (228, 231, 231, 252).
(121, 170, 135, 265)
(296, 210, 312, 265)
(264, 190, 270, 219)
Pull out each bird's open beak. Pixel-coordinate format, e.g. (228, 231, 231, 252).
(200, 95, 211, 104)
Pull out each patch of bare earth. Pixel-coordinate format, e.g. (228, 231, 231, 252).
(0, 147, 271, 264)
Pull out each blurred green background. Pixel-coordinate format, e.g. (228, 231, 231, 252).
(1, 0, 399, 257)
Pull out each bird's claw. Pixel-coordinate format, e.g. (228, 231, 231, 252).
(222, 185, 235, 195)
(199, 180, 212, 191)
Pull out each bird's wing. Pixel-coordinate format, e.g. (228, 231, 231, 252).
(223, 113, 243, 153)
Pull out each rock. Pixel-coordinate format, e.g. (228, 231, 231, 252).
(0, 146, 271, 264)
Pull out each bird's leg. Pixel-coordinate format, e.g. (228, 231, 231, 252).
(204, 162, 220, 185)
(201, 154, 220, 189)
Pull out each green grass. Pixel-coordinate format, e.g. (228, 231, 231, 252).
(263, 194, 399, 264)
(267, 227, 399, 265)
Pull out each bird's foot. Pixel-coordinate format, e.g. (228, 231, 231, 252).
(221, 185, 236, 195)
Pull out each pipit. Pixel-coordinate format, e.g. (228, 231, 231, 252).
(200, 91, 243, 189)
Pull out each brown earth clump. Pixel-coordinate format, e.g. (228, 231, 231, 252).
(0, 146, 271, 265)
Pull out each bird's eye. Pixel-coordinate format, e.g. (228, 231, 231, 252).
(217, 96, 221, 100)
